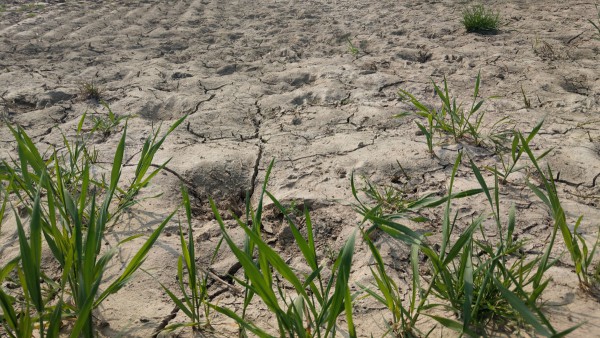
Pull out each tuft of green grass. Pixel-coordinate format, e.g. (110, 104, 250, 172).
(355, 152, 581, 336)
(347, 37, 359, 56)
(462, 5, 500, 33)
(82, 101, 129, 139)
(398, 72, 494, 155)
(0, 108, 185, 337)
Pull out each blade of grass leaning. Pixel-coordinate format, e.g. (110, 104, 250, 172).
(15, 187, 44, 316)
(210, 199, 282, 314)
(265, 191, 316, 269)
(440, 152, 462, 260)
(209, 304, 274, 338)
(461, 238, 474, 332)
(95, 207, 177, 306)
(109, 123, 127, 193)
(325, 229, 357, 335)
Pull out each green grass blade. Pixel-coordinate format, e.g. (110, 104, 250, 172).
(109, 123, 127, 192)
(462, 239, 474, 331)
(0, 288, 18, 333)
(325, 229, 357, 333)
(444, 215, 483, 265)
(210, 304, 274, 338)
(492, 277, 551, 336)
(95, 208, 176, 306)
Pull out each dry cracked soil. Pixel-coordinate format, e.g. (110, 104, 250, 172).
(1, 0, 600, 337)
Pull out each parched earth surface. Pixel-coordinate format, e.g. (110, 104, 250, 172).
(1, 0, 600, 336)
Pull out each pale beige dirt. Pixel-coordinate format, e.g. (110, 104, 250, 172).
(1, 0, 600, 337)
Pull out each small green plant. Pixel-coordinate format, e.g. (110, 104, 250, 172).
(210, 160, 358, 337)
(461, 4, 500, 33)
(82, 101, 128, 138)
(521, 85, 531, 109)
(398, 72, 491, 152)
(158, 187, 218, 334)
(486, 119, 552, 184)
(347, 37, 359, 56)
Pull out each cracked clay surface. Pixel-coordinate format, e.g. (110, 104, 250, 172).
(1, 0, 600, 336)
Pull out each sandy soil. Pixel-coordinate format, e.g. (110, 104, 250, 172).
(1, 0, 600, 336)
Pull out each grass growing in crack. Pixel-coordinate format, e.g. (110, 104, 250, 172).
(210, 160, 358, 337)
(158, 186, 219, 334)
(354, 151, 582, 336)
(462, 4, 500, 33)
(0, 108, 185, 337)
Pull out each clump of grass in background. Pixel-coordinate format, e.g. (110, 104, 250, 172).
(157, 187, 219, 335)
(82, 101, 129, 139)
(79, 81, 102, 101)
(462, 4, 500, 33)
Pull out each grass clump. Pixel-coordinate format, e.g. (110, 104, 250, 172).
(0, 107, 186, 337)
(398, 72, 500, 156)
(79, 81, 102, 102)
(157, 187, 217, 334)
(355, 153, 581, 336)
(462, 5, 500, 33)
(209, 160, 358, 337)
(81, 101, 129, 139)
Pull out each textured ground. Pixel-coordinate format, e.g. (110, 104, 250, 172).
(1, 0, 600, 336)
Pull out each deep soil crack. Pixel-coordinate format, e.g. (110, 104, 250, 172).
(248, 100, 264, 198)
